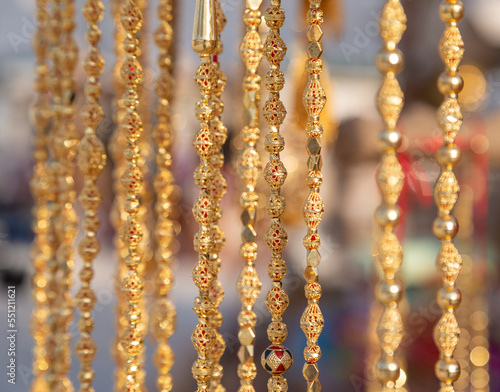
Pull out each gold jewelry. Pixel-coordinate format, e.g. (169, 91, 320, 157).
(30, 1, 51, 390)
(191, 0, 219, 389)
(45, 0, 79, 390)
(260, 0, 293, 391)
(372, 0, 406, 391)
(207, 2, 228, 391)
(110, 0, 128, 389)
(433, 1, 465, 391)
(300, 2, 328, 391)
(75, 1, 107, 391)
(118, 0, 147, 390)
(236, 1, 263, 391)
(151, 0, 177, 390)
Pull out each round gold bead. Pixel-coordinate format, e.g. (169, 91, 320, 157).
(433, 216, 459, 240)
(303, 344, 321, 363)
(436, 144, 461, 167)
(437, 287, 461, 309)
(375, 359, 400, 383)
(378, 129, 402, 151)
(435, 359, 461, 383)
(440, 1, 464, 23)
(376, 48, 404, 74)
(375, 205, 401, 228)
(376, 280, 403, 305)
(438, 72, 464, 96)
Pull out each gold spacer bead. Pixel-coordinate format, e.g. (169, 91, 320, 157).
(433, 216, 459, 240)
(440, 1, 464, 23)
(376, 48, 404, 74)
(437, 72, 464, 96)
(437, 287, 461, 309)
(435, 358, 461, 383)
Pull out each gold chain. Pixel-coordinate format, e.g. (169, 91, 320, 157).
(151, 0, 176, 391)
(191, 0, 219, 389)
(433, 1, 465, 391)
(236, 1, 263, 391)
(207, 2, 228, 391)
(46, 0, 79, 389)
(373, 0, 406, 391)
(30, 1, 51, 390)
(110, 0, 128, 389)
(261, 0, 293, 390)
(300, 1, 327, 391)
(75, 1, 107, 391)
(118, 1, 146, 390)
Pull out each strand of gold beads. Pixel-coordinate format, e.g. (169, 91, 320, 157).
(150, 0, 177, 390)
(29, 1, 52, 390)
(46, 0, 79, 389)
(118, 0, 147, 390)
(75, 0, 107, 391)
(191, 0, 219, 389)
(110, 0, 128, 389)
(260, 1, 293, 390)
(236, 1, 264, 391)
(433, 1, 465, 391)
(300, 1, 328, 391)
(372, 0, 407, 391)
(207, 2, 228, 391)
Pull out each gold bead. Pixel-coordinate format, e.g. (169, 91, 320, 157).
(376, 280, 404, 305)
(437, 287, 461, 309)
(376, 48, 404, 74)
(375, 205, 401, 228)
(436, 144, 461, 167)
(375, 359, 400, 383)
(438, 71, 463, 95)
(440, 1, 464, 23)
(378, 129, 402, 151)
(433, 216, 459, 240)
(435, 359, 461, 383)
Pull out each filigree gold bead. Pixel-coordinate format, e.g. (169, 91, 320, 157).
(433, 216, 459, 240)
(264, 34, 286, 66)
(306, 8, 323, 25)
(437, 287, 461, 309)
(435, 359, 461, 383)
(376, 280, 403, 305)
(192, 358, 213, 383)
(375, 204, 401, 228)
(123, 35, 139, 53)
(304, 282, 322, 301)
(375, 359, 400, 383)
(265, 286, 289, 316)
(120, 57, 143, 87)
(75, 336, 97, 363)
(265, 7, 285, 29)
(264, 160, 287, 189)
(304, 344, 321, 363)
(265, 132, 285, 153)
(154, 23, 173, 50)
(438, 71, 463, 95)
(440, 1, 464, 23)
(121, 5, 143, 33)
(85, 25, 101, 46)
(82, 0, 104, 24)
(238, 362, 258, 381)
(436, 144, 461, 167)
(376, 48, 404, 74)
(265, 222, 288, 253)
(265, 70, 285, 91)
(268, 257, 287, 280)
(193, 296, 215, 318)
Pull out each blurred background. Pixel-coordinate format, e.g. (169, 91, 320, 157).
(0, 0, 499, 391)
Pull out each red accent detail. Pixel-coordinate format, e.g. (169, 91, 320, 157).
(275, 350, 284, 359)
(275, 364, 285, 373)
